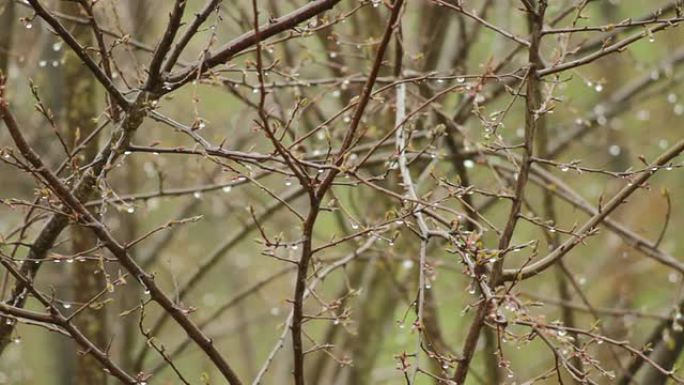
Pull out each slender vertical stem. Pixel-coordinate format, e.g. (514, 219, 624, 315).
(453, 2, 546, 384)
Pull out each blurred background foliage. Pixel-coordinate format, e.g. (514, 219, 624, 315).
(1, 0, 684, 384)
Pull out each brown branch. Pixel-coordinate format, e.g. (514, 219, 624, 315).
(501, 138, 684, 281)
(166, 0, 343, 89)
(145, 0, 188, 92)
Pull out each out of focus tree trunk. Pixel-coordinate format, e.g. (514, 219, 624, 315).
(345, 261, 401, 385)
(0, 1, 14, 75)
(0, 0, 15, 312)
(638, 330, 684, 385)
(60, 3, 108, 385)
(116, 0, 149, 372)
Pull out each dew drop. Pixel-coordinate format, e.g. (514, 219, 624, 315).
(222, 186, 232, 193)
(608, 144, 621, 157)
(669, 272, 679, 283)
